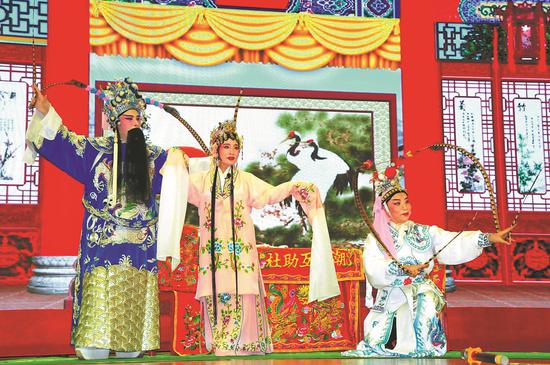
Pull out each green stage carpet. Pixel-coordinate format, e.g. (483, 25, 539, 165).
(1, 351, 550, 365)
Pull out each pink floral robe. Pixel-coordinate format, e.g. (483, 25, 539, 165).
(158, 155, 339, 356)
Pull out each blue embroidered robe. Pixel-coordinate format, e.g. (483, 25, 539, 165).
(26, 107, 166, 351)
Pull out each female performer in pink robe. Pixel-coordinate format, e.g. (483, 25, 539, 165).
(157, 117, 340, 356)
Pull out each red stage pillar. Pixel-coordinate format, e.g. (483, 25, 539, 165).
(28, 1, 90, 294)
(400, 4, 445, 226)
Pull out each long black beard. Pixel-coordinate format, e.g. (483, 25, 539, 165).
(119, 128, 150, 205)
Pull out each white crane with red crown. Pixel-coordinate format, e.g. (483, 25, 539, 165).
(284, 131, 353, 202)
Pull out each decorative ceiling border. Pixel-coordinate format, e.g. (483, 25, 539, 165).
(106, 0, 399, 18)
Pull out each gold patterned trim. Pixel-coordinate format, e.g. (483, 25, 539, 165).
(73, 264, 160, 351)
(59, 125, 87, 157)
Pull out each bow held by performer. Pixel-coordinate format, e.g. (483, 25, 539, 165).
(344, 164, 514, 358)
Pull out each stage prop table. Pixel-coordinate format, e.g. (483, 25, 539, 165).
(158, 225, 364, 355)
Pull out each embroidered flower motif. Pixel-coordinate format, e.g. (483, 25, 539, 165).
(234, 217, 244, 229)
(219, 292, 231, 305)
(298, 187, 310, 201)
(184, 335, 196, 348)
(227, 241, 242, 255)
(403, 277, 412, 285)
(214, 241, 222, 253)
(297, 324, 309, 337)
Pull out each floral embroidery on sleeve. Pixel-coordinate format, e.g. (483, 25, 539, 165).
(293, 183, 316, 207)
(477, 233, 492, 248)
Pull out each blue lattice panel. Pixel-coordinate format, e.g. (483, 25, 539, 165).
(0, 0, 47, 44)
(436, 23, 475, 61)
(0, 62, 40, 204)
(502, 81, 550, 212)
(441, 79, 497, 211)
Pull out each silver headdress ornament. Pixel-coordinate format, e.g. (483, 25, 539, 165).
(86, 77, 162, 208)
(85, 77, 165, 130)
(95, 77, 148, 129)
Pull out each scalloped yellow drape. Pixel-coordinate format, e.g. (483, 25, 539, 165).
(90, 1, 400, 71)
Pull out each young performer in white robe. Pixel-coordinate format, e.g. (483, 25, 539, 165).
(345, 172, 513, 358)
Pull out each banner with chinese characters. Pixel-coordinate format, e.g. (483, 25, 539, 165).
(0, 81, 27, 185)
(258, 246, 363, 283)
(453, 96, 485, 193)
(513, 98, 546, 194)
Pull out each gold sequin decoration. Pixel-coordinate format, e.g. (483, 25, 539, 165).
(73, 265, 160, 351)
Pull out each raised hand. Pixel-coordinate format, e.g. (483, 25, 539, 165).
(29, 84, 50, 115)
(403, 262, 429, 277)
(489, 225, 516, 245)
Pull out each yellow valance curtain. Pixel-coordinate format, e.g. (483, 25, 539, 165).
(90, 1, 400, 71)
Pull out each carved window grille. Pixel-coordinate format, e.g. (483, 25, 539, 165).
(0, 0, 48, 44)
(0, 62, 40, 204)
(441, 79, 496, 210)
(502, 81, 550, 212)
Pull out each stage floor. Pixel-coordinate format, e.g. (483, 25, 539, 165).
(445, 285, 550, 308)
(59, 360, 550, 365)
(2, 353, 550, 365)
(1, 285, 549, 357)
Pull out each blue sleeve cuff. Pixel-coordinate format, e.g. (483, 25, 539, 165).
(477, 233, 492, 248)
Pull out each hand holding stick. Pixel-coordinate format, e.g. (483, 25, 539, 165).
(29, 84, 50, 114)
(488, 225, 516, 246)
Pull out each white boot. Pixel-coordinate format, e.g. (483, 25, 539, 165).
(75, 347, 109, 360)
(115, 351, 144, 358)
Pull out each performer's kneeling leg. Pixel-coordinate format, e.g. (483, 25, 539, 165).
(411, 292, 447, 356)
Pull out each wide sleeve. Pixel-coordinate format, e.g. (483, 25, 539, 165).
(248, 175, 340, 303)
(157, 148, 190, 270)
(363, 234, 409, 290)
(24, 106, 89, 184)
(429, 225, 491, 265)
(151, 149, 168, 196)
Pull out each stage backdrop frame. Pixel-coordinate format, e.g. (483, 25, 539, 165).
(92, 82, 399, 245)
